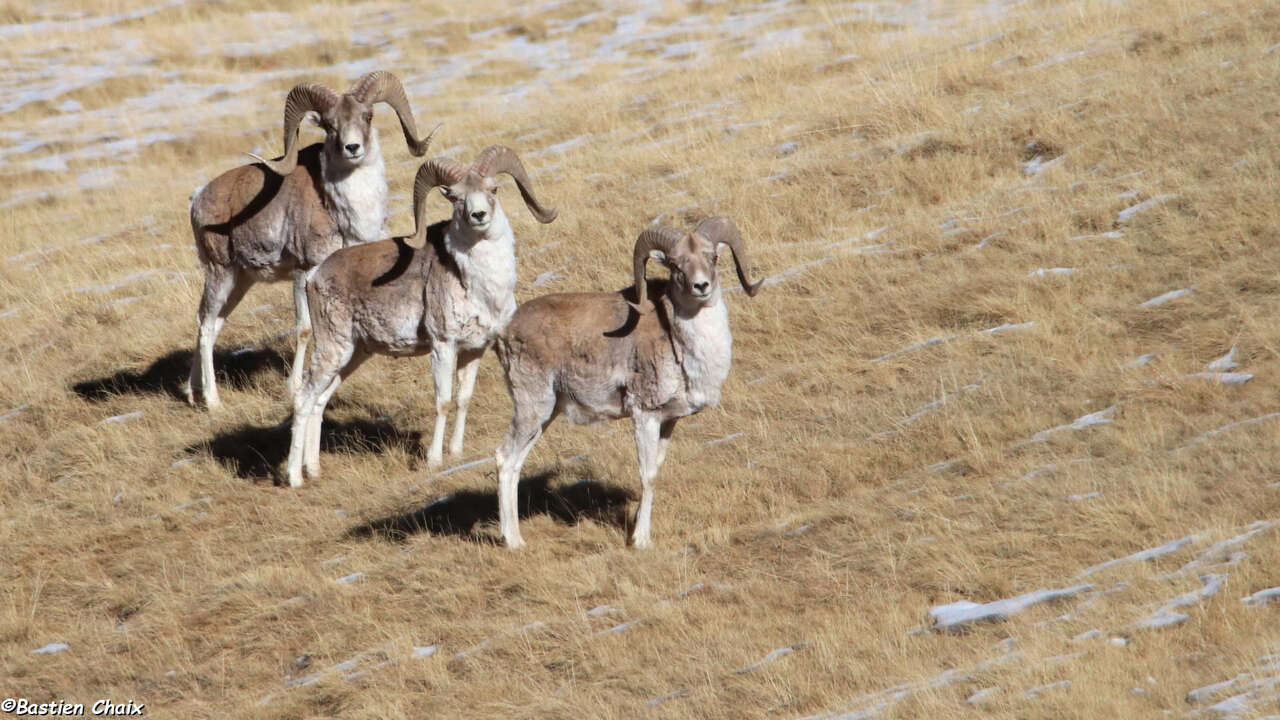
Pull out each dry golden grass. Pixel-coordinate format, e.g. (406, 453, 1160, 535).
(3, 0, 1280, 717)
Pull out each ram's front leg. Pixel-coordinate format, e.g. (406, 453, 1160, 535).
(425, 344, 457, 468)
(630, 413, 663, 550)
(449, 348, 484, 457)
(287, 269, 312, 398)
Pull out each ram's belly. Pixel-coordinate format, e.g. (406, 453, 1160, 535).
(559, 395, 625, 426)
(556, 373, 627, 426)
(352, 300, 427, 355)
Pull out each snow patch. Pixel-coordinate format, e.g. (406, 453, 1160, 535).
(1028, 267, 1076, 278)
(0, 403, 30, 424)
(1138, 288, 1193, 308)
(705, 432, 744, 446)
(597, 619, 643, 636)
(1024, 680, 1071, 698)
(980, 321, 1034, 335)
(1013, 405, 1117, 448)
(647, 689, 689, 708)
(1069, 230, 1124, 241)
(1183, 521, 1276, 571)
(1206, 346, 1239, 371)
(1116, 194, 1177, 223)
(31, 642, 69, 655)
(435, 457, 494, 477)
(1081, 534, 1197, 576)
(99, 411, 143, 425)
(1242, 587, 1280, 607)
(930, 584, 1092, 631)
(1137, 574, 1226, 630)
(871, 335, 957, 363)
(531, 268, 565, 287)
(1175, 412, 1280, 452)
(735, 643, 806, 674)
(966, 687, 1001, 705)
(1188, 372, 1252, 386)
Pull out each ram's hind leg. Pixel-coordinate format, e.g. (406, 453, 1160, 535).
(304, 348, 370, 478)
(286, 371, 324, 488)
(495, 385, 557, 550)
(187, 266, 253, 410)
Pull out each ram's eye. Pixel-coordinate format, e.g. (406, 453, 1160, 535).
(363, 112, 373, 124)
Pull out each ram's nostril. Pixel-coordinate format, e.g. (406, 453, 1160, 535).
(471, 210, 487, 221)
(345, 143, 361, 155)
(694, 281, 710, 293)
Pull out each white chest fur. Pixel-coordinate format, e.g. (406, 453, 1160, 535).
(322, 132, 388, 246)
(671, 293, 732, 410)
(446, 212, 518, 347)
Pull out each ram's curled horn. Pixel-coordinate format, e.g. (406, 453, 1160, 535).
(348, 71, 437, 157)
(629, 225, 687, 313)
(472, 145, 558, 224)
(694, 216, 763, 297)
(254, 83, 340, 177)
(408, 159, 468, 248)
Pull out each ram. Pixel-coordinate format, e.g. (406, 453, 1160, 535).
(284, 146, 556, 487)
(493, 217, 763, 548)
(187, 71, 434, 409)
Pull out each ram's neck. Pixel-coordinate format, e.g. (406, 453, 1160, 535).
(320, 130, 388, 245)
(668, 290, 733, 408)
(445, 207, 518, 321)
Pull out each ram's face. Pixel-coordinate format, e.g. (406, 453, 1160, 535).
(661, 234, 719, 306)
(442, 175, 500, 233)
(318, 95, 376, 166)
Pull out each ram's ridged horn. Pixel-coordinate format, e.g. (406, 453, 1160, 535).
(693, 216, 763, 297)
(472, 145, 558, 224)
(348, 71, 437, 157)
(629, 225, 686, 313)
(409, 159, 468, 247)
(253, 83, 340, 176)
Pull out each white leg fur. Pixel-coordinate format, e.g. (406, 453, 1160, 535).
(185, 310, 201, 406)
(304, 373, 342, 478)
(427, 345, 457, 468)
(288, 270, 311, 398)
(631, 413, 662, 549)
(496, 426, 542, 550)
(189, 269, 250, 410)
(304, 351, 369, 477)
(449, 350, 483, 456)
(198, 314, 222, 409)
(286, 388, 314, 487)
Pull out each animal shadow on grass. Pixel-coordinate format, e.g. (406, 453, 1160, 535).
(71, 347, 287, 402)
(185, 416, 423, 481)
(346, 471, 633, 545)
